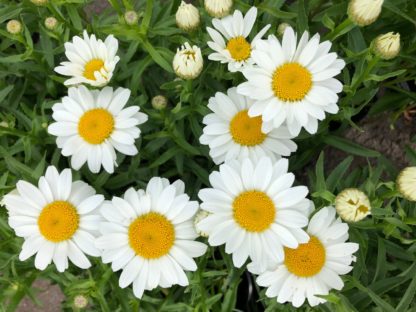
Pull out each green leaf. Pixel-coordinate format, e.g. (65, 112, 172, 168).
(0, 6, 22, 24)
(326, 156, 353, 192)
(296, 0, 308, 32)
(315, 152, 326, 191)
(0, 85, 14, 102)
(323, 135, 381, 158)
(66, 5, 83, 30)
(140, 39, 173, 73)
(396, 271, 416, 311)
(345, 276, 396, 312)
(384, 1, 416, 26)
(149, 147, 180, 168)
(366, 69, 407, 82)
(257, 4, 297, 19)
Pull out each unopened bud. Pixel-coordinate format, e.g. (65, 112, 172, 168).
(152, 95, 168, 110)
(124, 10, 139, 26)
(30, 0, 48, 5)
(44, 17, 58, 30)
(73, 295, 88, 309)
(204, 0, 233, 18)
(176, 1, 200, 31)
(348, 0, 383, 26)
(7, 20, 22, 35)
(372, 32, 400, 60)
(277, 23, 290, 37)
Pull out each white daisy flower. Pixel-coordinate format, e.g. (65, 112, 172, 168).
(207, 7, 270, 72)
(54, 30, 120, 87)
(95, 177, 207, 299)
(199, 87, 297, 165)
(48, 85, 148, 174)
(3, 166, 103, 272)
(251, 206, 359, 307)
(197, 156, 314, 270)
(237, 27, 345, 136)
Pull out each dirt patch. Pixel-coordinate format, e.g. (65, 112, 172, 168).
(325, 113, 416, 173)
(16, 279, 65, 312)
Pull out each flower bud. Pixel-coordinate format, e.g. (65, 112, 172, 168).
(152, 95, 168, 110)
(176, 1, 200, 31)
(194, 210, 210, 238)
(348, 0, 383, 26)
(173, 42, 203, 80)
(44, 17, 58, 30)
(372, 32, 400, 60)
(277, 23, 290, 37)
(335, 188, 371, 222)
(124, 10, 139, 26)
(73, 295, 88, 309)
(30, 0, 48, 5)
(6, 20, 22, 35)
(204, 0, 233, 18)
(397, 167, 416, 201)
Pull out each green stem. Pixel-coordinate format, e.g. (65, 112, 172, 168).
(141, 0, 154, 35)
(220, 258, 245, 312)
(350, 55, 380, 94)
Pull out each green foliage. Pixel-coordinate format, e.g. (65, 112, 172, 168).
(1, 0, 416, 311)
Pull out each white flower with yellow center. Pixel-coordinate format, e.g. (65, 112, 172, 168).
(54, 31, 120, 87)
(237, 27, 345, 136)
(173, 42, 204, 80)
(197, 157, 313, 270)
(250, 206, 358, 307)
(348, 0, 383, 27)
(200, 87, 297, 164)
(3, 166, 103, 272)
(207, 7, 270, 72)
(48, 86, 148, 174)
(204, 0, 233, 18)
(397, 167, 416, 201)
(335, 188, 371, 222)
(95, 177, 207, 298)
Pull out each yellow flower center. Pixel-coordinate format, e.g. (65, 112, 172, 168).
(226, 36, 251, 61)
(38, 201, 79, 242)
(128, 212, 175, 259)
(229, 110, 266, 146)
(78, 108, 114, 145)
(83, 59, 104, 80)
(284, 236, 326, 277)
(272, 63, 312, 102)
(232, 191, 275, 232)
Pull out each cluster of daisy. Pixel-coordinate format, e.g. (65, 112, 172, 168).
(4, 166, 207, 298)
(197, 4, 362, 308)
(2, 0, 409, 308)
(50, 31, 148, 174)
(3, 29, 209, 299)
